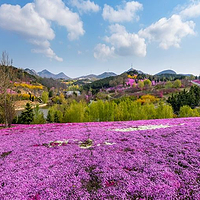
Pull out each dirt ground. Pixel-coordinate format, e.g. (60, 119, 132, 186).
(14, 100, 47, 110)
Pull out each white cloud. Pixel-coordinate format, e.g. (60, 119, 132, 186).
(34, 0, 84, 40)
(94, 44, 115, 60)
(139, 15, 195, 49)
(70, 0, 100, 14)
(30, 39, 63, 61)
(109, 24, 127, 34)
(0, 3, 54, 40)
(102, 1, 143, 23)
(29, 39, 51, 49)
(0, 0, 85, 61)
(94, 24, 146, 60)
(180, 1, 200, 19)
(32, 48, 63, 62)
(106, 24, 146, 57)
(0, 3, 63, 61)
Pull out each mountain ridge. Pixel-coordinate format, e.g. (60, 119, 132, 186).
(37, 69, 71, 80)
(77, 72, 117, 80)
(24, 68, 39, 77)
(127, 68, 144, 74)
(24, 68, 195, 80)
(155, 70, 177, 75)
(25, 68, 117, 80)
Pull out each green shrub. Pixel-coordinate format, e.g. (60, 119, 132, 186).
(156, 102, 173, 119)
(165, 81, 173, 89)
(41, 91, 49, 104)
(63, 101, 85, 123)
(173, 79, 181, 88)
(179, 105, 199, 117)
(32, 105, 46, 124)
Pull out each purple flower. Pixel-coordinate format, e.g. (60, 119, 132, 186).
(0, 118, 200, 199)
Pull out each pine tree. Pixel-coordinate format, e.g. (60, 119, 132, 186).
(47, 110, 53, 123)
(18, 103, 34, 124)
(167, 85, 200, 113)
(54, 112, 59, 123)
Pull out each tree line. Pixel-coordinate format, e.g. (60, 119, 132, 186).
(14, 98, 200, 124)
(167, 86, 200, 113)
(45, 100, 174, 123)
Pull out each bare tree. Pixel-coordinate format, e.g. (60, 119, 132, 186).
(0, 51, 15, 127)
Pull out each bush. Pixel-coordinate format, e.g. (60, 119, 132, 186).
(47, 105, 63, 123)
(63, 101, 86, 123)
(144, 79, 152, 87)
(41, 91, 49, 104)
(136, 94, 159, 104)
(138, 81, 144, 90)
(32, 105, 46, 124)
(173, 79, 181, 88)
(156, 102, 173, 119)
(179, 105, 199, 117)
(165, 81, 173, 89)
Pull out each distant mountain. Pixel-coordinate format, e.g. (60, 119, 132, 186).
(179, 74, 194, 77)
(56, 72, 70, 79)
(97, 72, 117, 79)
(127, 68, 144, 74)
(24, 68, 38, 76)
(77, 74, 97, 80)
(77, 72, 117, 80)
(38, 69, 71, 80)
(156, 70, 176, 75)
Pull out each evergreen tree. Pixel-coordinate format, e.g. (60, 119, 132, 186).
(18, 103, 34, 124)
(167, 85, 200, 113)
(48, 90, 54, 98)
(47, 110, 53, 123)
(54, 111, 60, 123)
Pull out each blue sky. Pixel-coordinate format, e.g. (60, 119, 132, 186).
(0, 0, 200, 78)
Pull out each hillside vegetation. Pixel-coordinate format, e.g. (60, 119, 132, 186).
(0, 52, 200, 126)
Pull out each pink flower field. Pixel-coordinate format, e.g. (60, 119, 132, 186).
(0, 118, 200, 199)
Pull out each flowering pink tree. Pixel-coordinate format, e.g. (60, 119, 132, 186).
(126, 78, 135, 87)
